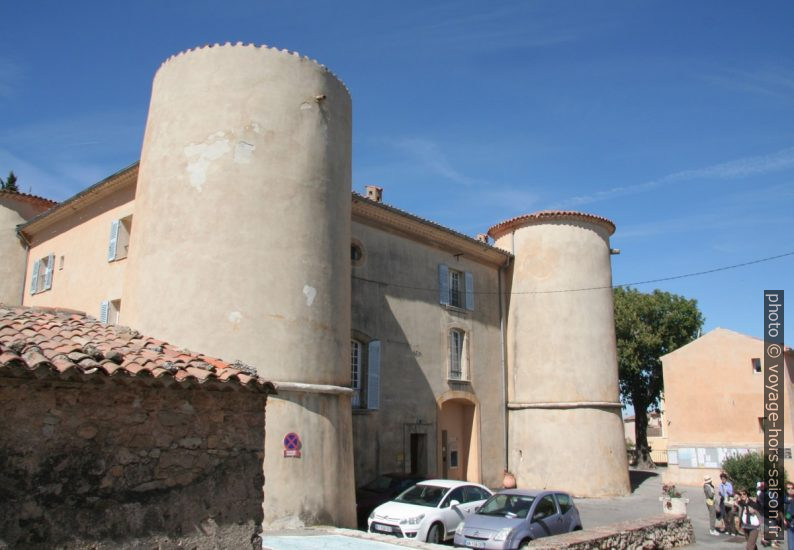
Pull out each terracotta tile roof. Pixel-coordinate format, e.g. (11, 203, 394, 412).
(0, 306, 275, 393)
(488, 210, 617, 239)
(0, 189, 58, 209)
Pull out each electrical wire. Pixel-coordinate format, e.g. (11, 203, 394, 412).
(351, 250, 794, 295)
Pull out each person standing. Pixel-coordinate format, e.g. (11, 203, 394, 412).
(704, 475, 719, 535)
(784, 482, 794, 550)
(738, 488, 763, 549)
(721, 473, 739, 535)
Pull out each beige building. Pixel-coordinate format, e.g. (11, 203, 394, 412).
(0, 189, 55, 305)
(0, 43, 630, 530)
(624, 409, 669, 465)
(661, 328, 794, 486)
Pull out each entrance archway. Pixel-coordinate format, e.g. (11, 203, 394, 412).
(437, 391, 480, 482)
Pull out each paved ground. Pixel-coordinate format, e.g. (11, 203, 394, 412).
(262, 468, 787, 549)
(576, 469, 746, 548)
(263, 534, 414, 550)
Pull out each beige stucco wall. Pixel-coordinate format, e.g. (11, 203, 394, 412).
(494, 217, 630, 497)
(662, 328, 794, 485)
(350, 219, 506, 489)
(0, 195, 51, 306)
(122, 44, 355, 528)
(23, 185, 134, 317)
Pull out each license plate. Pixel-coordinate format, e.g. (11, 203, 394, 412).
(374, 524, 393, 533)
(465, 541, 485, 548)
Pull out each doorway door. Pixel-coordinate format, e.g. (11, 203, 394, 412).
(410, 433, 428, 475)
(438, 397, 478, 481)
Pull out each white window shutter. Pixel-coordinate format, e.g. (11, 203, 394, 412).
(438, 264, 449, 305)
(44, 253, 55, 290)
(108, 219, 120, 261)
(465, 271, 474, 311)
(99, 301, 110, 323)
(367, 340, 381, 410)
(30, 259, 41, 294)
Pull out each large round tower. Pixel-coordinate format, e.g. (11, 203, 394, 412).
(489, 211, 630, 497)
(122, 44, 355, 527)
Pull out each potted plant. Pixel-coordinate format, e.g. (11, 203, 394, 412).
(660, 483, 689, 515)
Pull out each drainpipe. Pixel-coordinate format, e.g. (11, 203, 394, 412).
(16, 226, 32, 305)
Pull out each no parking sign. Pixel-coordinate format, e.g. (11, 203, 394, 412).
(283, 432, 302, 458)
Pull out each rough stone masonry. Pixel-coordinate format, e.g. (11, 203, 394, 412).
(0, 377, 267, 549)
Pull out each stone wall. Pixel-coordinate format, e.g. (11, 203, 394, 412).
(0, 376, 266, 549)
(527, 515, 694, 549)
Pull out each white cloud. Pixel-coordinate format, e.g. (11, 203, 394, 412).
(384, 137, 480, 186)
(555, 146, 794, 208)
(704, 66, 794, 102)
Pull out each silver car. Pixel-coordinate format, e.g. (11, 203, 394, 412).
(453, 489, 582, 549)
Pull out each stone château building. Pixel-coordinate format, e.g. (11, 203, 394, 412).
(0, 43, 630, 530)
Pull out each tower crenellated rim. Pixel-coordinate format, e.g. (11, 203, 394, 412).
(488, 210, 616, 240)
(155, 42, 351, 98)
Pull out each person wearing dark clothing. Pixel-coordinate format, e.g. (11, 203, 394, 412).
(784, 482, 794, 550)
(738, 489, 763, 550)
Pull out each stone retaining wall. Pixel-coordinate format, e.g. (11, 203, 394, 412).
(0, 376, 267, 549)
(528, 514, 694, 549)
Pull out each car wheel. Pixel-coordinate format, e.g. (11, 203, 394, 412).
(426, 523, 443, 544)
(518, 539, 532, 549)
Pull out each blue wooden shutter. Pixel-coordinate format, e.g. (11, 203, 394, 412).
(438, 264, 449, 305)
(465, 271, 474, 311)
(108, 220, 120, 261)
(43, 253, 55, 290)
(367, 340, 381, 410)
(99, 301, 109, 323)
(29, 259, 41, 294)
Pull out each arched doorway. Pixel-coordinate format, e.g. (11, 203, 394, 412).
(437, 392, 480, 482)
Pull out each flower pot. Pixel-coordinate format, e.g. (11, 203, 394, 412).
(660, 496, 689, 515)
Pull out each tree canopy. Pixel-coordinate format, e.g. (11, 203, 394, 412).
(614, 287, 703, 468)
(0, 171, 19, 192)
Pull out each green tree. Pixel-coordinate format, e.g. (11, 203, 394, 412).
(0, 171, 19, 192)
(614, 287, 704, 468)
(722, 451, 786, 492)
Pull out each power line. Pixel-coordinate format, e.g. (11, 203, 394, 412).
(351, 250, 794, 295)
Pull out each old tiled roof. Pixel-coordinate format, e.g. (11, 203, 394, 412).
(0, 306, 275, 393)
(488, 210, 617, 239)
(0, 189, 58, 208)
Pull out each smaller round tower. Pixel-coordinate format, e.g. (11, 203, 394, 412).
(489, 211, 630, 497)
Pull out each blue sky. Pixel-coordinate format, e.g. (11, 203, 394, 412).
(1, 1, 791, 339)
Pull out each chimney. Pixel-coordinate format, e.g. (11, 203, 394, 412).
(365, 185, 383, 203)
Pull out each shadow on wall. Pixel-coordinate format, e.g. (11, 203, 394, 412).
(351, 270, 438, 488)
(0, 378, 266, 549)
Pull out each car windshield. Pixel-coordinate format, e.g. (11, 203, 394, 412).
(362, 475, 395, 492)
(478, 494, 535, 518)
(394, 484, 447, 507)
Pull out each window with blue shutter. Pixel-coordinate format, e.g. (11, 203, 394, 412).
(351, 339, 362, 408)
(30, 259, 41, 295)
(108, 219, 120, 261)
(367, 340, 381, 410)
(43, 253, 55, 291)
(99, 301, 110, 324)
(465, 271, 474, 311)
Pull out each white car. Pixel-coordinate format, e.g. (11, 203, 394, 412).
(368, 479, 493, 543)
